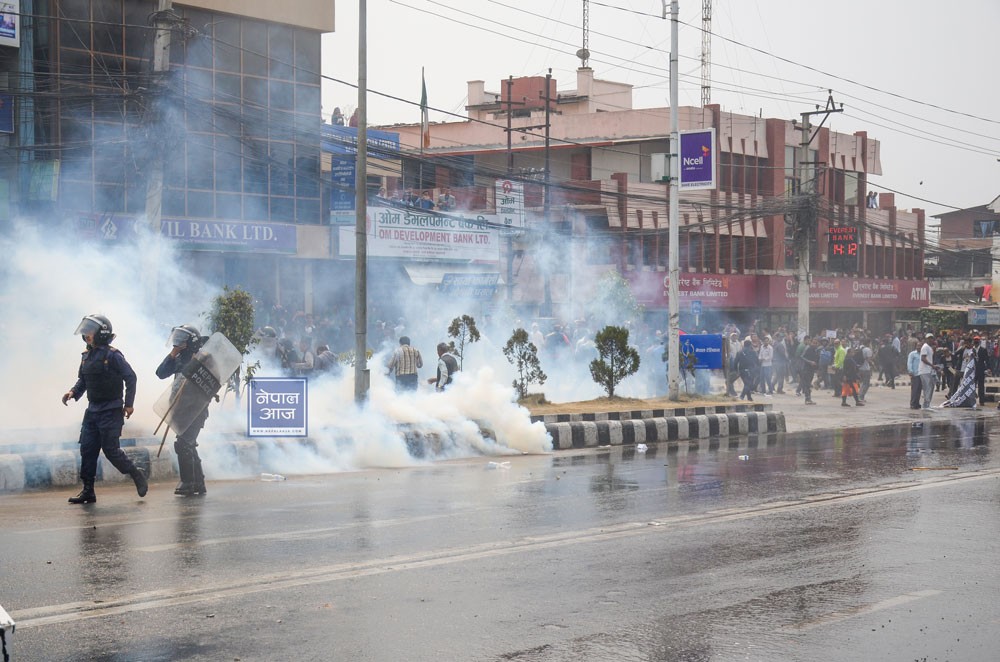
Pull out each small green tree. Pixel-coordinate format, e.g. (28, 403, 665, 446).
(593, 270, 644, 326)
(208, 287, 259, 399)
(503, 328, 547, 399)
(589, 325, 641, 397)
(447, 314, 481, 370)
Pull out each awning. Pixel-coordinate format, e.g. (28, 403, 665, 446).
(403, 263, 505, 286)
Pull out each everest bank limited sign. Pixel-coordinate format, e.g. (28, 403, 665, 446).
(625, 271, 930, 309)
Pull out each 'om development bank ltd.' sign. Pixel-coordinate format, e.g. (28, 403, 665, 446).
(339, 207, 500, 261)
(248, 378, 307, 437)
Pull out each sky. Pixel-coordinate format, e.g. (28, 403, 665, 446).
(320, 0, 1000, 221)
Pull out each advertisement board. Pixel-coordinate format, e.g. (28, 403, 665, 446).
(678, 128, 717, 190)
(0, 1, 19, 49)
(765, 276, 930, 309)
(339, 207, 500, 262)
(681, 334, 724, 370)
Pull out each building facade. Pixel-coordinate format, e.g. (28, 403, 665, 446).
(375, 67, 930, 334)
(0, 0, 336, 315)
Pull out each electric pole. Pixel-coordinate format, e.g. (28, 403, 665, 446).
(541, 69, 553, 317)
(354, 0, 370, 402)
(667, 0, 681, 400)
(143, 0, 173, 305)
(794, 92, 843, 338)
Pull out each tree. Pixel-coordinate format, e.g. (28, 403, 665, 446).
(592, 270, 644, 328)
(589, 325, 640, 398)
(503, 328, 547, 399)
(208, 286, 259, 399)
(447, 314, 481, 369)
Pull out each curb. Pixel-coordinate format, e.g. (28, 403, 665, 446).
(544, 411, 785, 450)
(0, 410, 786, 492)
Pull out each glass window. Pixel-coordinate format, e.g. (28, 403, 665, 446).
(215, 148, 243, 193)
(844, 172, 860, 206)
(269, 142, 294, 196)
(216, 193, 242, 219)
(125, 182, 145, 214)
(269, 110, 294, 141)
(185, 36, 214, 70)
(187, 190, 214, 218)
(295, 84, 320, 113)
(294, 31, 320, 84)
(270, 196, 295, 222)
(268, 25, 294, 79)
(92, 0, 123, 54)
(59, 21, 91, 50)
(95, 183, 125, 212)
(271, 81, 294, 112)
(163, 188, 185, 216)
(215, 20, 241, 72)
(242, 21, 268, 75)
(244, 159, 267, 195)
(93, 143, 125, 183)
(296, 197, 320, 223)
(243, 76, 268, 107)
(61, 180, 93, 212)
(243, 194, 268, 220)
(187, 140, 214, 189)
(123, 4, 150, 59)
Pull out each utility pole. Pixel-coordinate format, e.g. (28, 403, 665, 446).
(354, 0, 370, 402)
(143, 0, 173, 304)
(541, 69, 553, 317)
(506, 76, 515, 302)
(793, 91, 843, 338)
(666, 0, 681, 400)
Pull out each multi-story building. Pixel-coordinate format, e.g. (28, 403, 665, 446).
(0, 0, 335, 313)
(376, 67, 930, 333)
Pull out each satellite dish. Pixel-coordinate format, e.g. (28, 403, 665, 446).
(576, 48, 590, 63)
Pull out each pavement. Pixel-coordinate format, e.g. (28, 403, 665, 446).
(758, 377, 999, 433)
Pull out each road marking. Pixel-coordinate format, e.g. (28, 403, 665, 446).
(12, 469, 999, 630)
(780, 589, 942, 631)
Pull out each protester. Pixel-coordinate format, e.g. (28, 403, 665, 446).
(918, 334, 939, 409)
(840, 347, 865, 407)
(387, 336, 423, 390)
(799, 336, 819, 405)
(734, 339, 759, 402)
(428, 342, 460, 391)
(907, 343, 922, 410)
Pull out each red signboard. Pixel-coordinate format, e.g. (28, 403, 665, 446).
(624, 271, 760, 308)
(624, 271, 930, 310)
(764, 276, 929, 309)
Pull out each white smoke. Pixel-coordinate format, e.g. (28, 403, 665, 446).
(0, 219, 551, 476)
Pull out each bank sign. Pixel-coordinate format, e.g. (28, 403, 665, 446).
(679, 128, 716, 190)
(339, 207, 500, 262)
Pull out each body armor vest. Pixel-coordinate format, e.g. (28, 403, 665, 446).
(80, 347, 123, 403)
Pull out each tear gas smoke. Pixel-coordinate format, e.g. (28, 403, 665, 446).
(0, 220, 551, 478)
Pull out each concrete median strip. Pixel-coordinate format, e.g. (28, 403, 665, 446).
(0, 406, 785, 493)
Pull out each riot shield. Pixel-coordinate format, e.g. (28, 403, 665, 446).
(153, 332, 243, 436)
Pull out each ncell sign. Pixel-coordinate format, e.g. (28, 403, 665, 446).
(679, 128, 717, 190)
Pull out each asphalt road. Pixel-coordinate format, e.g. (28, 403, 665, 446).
(3, 419, 999, 661)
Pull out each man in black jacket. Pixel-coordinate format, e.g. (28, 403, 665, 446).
(734, 339, 759, 402)
(973, 336, 990, 406)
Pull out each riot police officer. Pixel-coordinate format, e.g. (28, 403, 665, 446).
(62, 314, 147, 504)
(156, 324, 210, 496)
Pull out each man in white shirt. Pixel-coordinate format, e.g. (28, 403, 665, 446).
(918, 334, 939, 409)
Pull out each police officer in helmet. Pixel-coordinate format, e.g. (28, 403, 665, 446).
(62, 314, 148, 504)
(156, 324, 211, 496)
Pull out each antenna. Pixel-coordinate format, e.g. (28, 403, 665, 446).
(576, 0, 590, 67)
(701, 0, 712, 106)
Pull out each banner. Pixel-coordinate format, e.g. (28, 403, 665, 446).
(339, 207, 500, 262)
(0, 1, 18, 49)
(249, 378, 308, 437)
(941, 361, 976, 408)
(679, 128, 716, 190)
(765, 276, 930, 309)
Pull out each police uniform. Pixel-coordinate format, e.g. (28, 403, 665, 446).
(156, 343, 209, 495)
(67, 345, 143, 498)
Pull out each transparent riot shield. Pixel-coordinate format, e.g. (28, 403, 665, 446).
(153, 332, 243, 437)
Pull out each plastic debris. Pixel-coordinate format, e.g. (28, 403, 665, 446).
(485, 461, 511, 470)
(635, 444, 648, 452)
(260, 473, 286, 481)
(738, 455, 750, 461)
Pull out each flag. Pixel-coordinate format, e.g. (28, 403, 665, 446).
(420, 68, 430, 149)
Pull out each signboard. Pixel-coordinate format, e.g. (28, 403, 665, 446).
(680, 334, 724, 370)
(248, 378, 308, 437)
(330, 158, 355, 212)
(339, 207, 500, 262)
(624, 271, 759, 308)
(828, 225, 859, 273)
(969, 308, 1000, 326)
(0, 92, 12, 134)
(623, 271, 931, 310)
(765, 276, 930, 309)
(678, 128, 716, 190)
(690, 300, 703, 316)
(321, 125, 400, 157)
(0, 1, 19, 49)
(440, 272, 499, 299)
(85, 216, 299, 253)
(495, 179, 525, 230)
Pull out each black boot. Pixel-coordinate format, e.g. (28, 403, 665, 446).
(189, 457, 207, 496)
(69, 481, 96, 504)
(130, 467, 148, 498)
(175, 454, 195, 496)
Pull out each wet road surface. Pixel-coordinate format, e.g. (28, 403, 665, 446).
(3, 419, 999, 661)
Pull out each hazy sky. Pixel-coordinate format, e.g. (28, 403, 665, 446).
(321, 0, 1000, 219)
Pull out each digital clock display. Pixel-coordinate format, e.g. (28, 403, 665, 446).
(828, 226, 859, 273)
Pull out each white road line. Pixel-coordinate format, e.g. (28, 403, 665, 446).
(12, 470, 999, 629)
